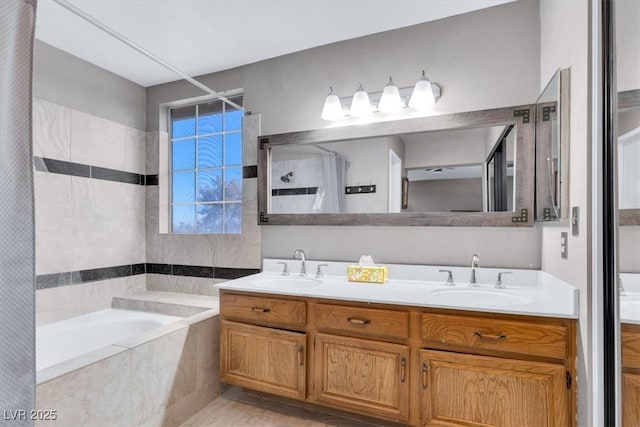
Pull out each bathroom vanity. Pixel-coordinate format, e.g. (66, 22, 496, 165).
(216, 259, 578, 426)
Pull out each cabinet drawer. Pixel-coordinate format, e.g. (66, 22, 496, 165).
(622, 327, 640, 370)
(314, 303, 408, 339)
(421, 313, 568, 359)
(221, 293, 306, 328)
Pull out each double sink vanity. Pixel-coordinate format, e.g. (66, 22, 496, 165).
(216, 257, 579, 426)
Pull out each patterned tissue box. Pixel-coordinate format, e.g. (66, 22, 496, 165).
(346, 265, 388, 284)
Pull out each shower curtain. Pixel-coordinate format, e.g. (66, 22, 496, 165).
(313, 153, 348, 213)
(0, 0, 37, 422)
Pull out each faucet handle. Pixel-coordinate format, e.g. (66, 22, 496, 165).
(277, 262, 289, 276)
(438, 269, 455, 286)
(495, 271, 513, 289)
(315, 264, 329, 278)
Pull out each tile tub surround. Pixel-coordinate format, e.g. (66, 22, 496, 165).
(36, 294, 222, 427)
(215, 258, 579, 319)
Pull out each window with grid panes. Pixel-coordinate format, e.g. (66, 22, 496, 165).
(170, 96, 243, 234)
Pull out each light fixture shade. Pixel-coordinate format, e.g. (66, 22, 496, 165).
(321, 87, 344, 121)
(378, 76, 403, 113)
(409, 71, 436, 110)
(349, 83, 373, 117)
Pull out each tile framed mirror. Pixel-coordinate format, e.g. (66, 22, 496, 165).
(257, 104, 535, 227)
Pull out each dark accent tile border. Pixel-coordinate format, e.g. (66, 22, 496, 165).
(272, 187, 318, 196)
(172, 264, 214, 278)
(34, 156, 144, 186)
(92, 166, 141, 185)
(36, 263, 146, 290)
(36, 262, 261, 290)
(34, 157, 90, 178)
(242, 165, 257, 179)
(214, 267, 261, 280)
(146, 263, 171, 275)
(36, 272, 73, 290)
(146, 263, 260, 280)
(145, 174, 159, 186)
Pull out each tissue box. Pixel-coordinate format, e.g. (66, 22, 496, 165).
(346, 265, 388, 284)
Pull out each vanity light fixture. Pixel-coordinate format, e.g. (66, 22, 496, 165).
(320, 87, 344, 121)
(321, 72, 441, 121)
(408, 70, 436, 110)
(349, 83, 373, 117)
(378, 76, 404, 113)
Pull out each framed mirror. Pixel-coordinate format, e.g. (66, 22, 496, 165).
(257, 104, 534, 226)
(535, 68, 570, 220)
(619, 88, 640, 226)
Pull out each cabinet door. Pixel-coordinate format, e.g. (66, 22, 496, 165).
(623, 372, 640, 427)
(221, 320, 306, 400)
(420, 350, 569, 427)
(313, 333, 410, 422)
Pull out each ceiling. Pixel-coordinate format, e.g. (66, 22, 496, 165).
(36, 0, 515, 88)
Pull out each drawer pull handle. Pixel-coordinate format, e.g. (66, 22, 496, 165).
(422, 363, 429, 389)
(347, 317, 371, 325)
(400, 358, 407, 383)
(297, 344, 304, 366)
(251, 307, 271, 313)
(474, 331, 506, 341)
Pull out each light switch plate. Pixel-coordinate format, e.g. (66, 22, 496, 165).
(561, 231, 568, 258)
(571, 206, 579, 236)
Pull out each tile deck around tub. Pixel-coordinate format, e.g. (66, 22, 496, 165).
(180, 387, 404, 427)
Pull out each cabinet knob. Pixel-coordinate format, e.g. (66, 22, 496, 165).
(251, 307, 271, 313)
(400, 358, 407, 383)
(297, 344, 304, 366)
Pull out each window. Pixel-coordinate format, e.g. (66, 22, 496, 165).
(170, 96, 243, 234)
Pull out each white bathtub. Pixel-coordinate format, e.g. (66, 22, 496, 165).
(36, 308, 182, 371)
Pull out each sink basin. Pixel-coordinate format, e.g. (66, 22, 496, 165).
(430, 287, 532, 307)
(252, 276, 322, 290)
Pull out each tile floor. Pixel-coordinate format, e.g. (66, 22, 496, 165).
(180, 387, 404, 427)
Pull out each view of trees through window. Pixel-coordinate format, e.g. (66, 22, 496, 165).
(170, 96, 243, 234)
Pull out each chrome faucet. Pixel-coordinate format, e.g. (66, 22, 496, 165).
(469, 254, 480, 287)
(293, 249, 306, 276)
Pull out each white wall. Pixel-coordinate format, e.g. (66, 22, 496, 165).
(539, 1, 590, 425)
(145, 0, 542, 269)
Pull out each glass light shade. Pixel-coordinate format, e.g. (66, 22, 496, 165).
(409, 71, 436, 110)
(378, 77, 403, 113)
(349, 84, 373, 117)
(320, 87, 344, 121)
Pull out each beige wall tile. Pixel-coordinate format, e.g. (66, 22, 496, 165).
(35, 350, 131, 427)
(125, 127, 146, 174)
(33, 98, 71, 161)
(36, 286, 76, 326)
(34, 171, 72, 219)
(71, 177, 127, 220)
(72, 217, 127, 270)
(71, 109, 126, 170)
(146, 274, 218, 296)
(36, 214, 73, 275)
(131, 325, 197, 426)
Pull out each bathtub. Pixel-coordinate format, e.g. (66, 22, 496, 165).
(35, 295, 222, 427)
(36, 308, 182, 370)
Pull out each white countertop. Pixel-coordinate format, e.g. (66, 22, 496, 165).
(215, 259, 579, 319)
(621, 273, 640, 325)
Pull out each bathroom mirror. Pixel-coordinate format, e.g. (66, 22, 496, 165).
(619, 88, 640, 226)
(535, 68, 570, 221)
(257, 104, 535, 226)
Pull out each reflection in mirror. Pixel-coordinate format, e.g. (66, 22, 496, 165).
(618, 90, 640, 216)
(269, 124, 516, 214)
(536, 68, 569, 220)
(258, 105, 535, 227)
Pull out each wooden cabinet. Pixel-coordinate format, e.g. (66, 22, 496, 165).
(420, 350, 569, 426)
(219, 291, 576, 426)
(313, 333, 410, 422)
(220, 320, 306, 400)
(622, 323, 640, 427)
